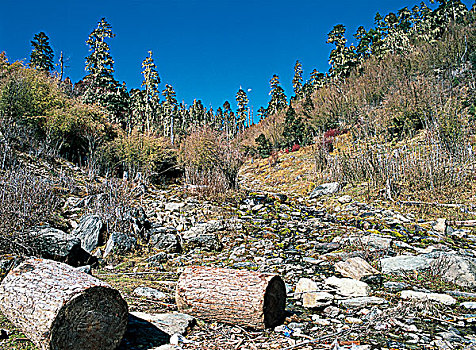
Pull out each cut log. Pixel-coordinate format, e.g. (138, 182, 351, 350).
(176, 266, 286, 329)
(0, 258, 128, 350)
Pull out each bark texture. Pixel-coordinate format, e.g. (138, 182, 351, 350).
(176, 266, 286, 329)
(0, 258, 128, 350)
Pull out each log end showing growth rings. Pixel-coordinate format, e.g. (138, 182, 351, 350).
(50, 286, 128, 350)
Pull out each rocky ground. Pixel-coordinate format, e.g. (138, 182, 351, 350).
(1, 153, 476, 350)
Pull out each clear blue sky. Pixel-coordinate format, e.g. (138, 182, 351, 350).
(1, 0, 474, 115)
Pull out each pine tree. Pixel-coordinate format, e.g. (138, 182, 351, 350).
(29, 32, 54, 72)
(282, 106, 305, 148)
(257, 106, 267, 122)
(141, 51, 161, 134)
(83, 18, 123, 122)
(327, 24, 358, 78)
(162, 84, 178, 143)
(266, 75, 287, 116)
(292, 60, 303, 100)
(235, 88, 249, 133)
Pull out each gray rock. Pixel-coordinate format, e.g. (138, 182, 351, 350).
(133, 287, 167, 300)
(182, 221, 223, 251)
(75, 265, 91, 274)
(338, 296, 388, 308)
(130, 312, 195, 336)
(164, 202, 185, 212)
(324, 276, 369, 297)
(383, 281, 409, 292)
(400, 290, 456, 305)
(150, 226, 181, 253)
(380, 255, 433, 274)
(72, 215, 103, 253)
(309, 182, 341, 198)
(430, 255, 476, 288)
(29, 227, 96, 267)
(334, 257, 380, 281)
(103, 231, 137, 257)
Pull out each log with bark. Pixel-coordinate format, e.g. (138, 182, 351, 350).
(0, 258, 128, 350)
(176, 266, 286, 329)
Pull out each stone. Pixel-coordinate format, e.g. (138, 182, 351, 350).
(433, 218, 447, 234)
(103, 231, 137, 257)
(400, 290, 456, 305)
(29, 226, 96, 267)
(149, 226, 181, 253)
(133, 287, 167, 300)
(460, 302, 476, 309)
(309, 182, 341, 198)
(339, 296, 388, 308)
(338, 195, 352, 204)
(182, 221, 223, 251)
(383, 281, 409, 292)
(345, 317, 363, 324)
(430, 255, 476, 288)
(334, 257, 380, 281)
(164, 202, 186, 212)
(324, 276, 369, 297)
(130, 312, 195, 336)
(72, 215, 104, 253)
(380, 255, 433, 274)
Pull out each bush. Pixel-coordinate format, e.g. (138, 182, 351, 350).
(0, 167, 63, 256)
(179, 127, 245, 195)
(100, 128, 176, 183)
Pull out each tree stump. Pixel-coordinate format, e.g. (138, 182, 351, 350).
(0, 258, 128, 350)
(176, 266, 286, 329)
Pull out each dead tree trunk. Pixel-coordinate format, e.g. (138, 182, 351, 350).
(0, 258, 128, 350)
(176, 266, 286, 329)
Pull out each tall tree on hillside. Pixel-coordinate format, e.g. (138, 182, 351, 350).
(141, 51, 161, 134)
(292, 60, 303, 100)
(283, 106, 305, 148)
(267, 75, 287, 116)
(257, 106, 267, 122)
(162, 84, 178, 143)
(327, 24, 358, 78)
(29, 32, 54, 72)
(83, 18, 124, 122)
(222, 100, 232, 137)
(235, 88, 249, 133)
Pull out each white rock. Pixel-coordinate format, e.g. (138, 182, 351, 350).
(324, 276, 369, 297)
(338, 195, 352, 204)
(460, 302, 476, 309)
(400, 290, 456, 305)
(339, 296, 388, 308)
(433, 218, 447, 234)
(334, 257, 379, 280)
(295, 278, 333, 308)
(133, 286, 167, 300)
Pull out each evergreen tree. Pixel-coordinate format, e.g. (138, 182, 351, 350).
(257, 106, 267, 122)
(141, 51, 161, 134)
(29, 32, 54, 72)
(266, 75, 287, 115)
(282, 106, 305, 147)
(162, 84, 177, 143)
(83, 18, 124, 122)
(292, 60, 303, 100)
(235, 88, 249, 133)
(327, 24, 358, 78)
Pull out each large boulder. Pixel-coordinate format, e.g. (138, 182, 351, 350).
(334, 257, 380, 281)
(72, 215, 104, 253)
(430, 255, 476, 289)
(182, 221, 223, 251)
(380, 255, 433, 274)
(29, 227, 96, 267)
(149, 226, 181, 253)
(324, 276, 369, 297)
(103, 231, 137, 257)
(309, 182, 341, 199)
